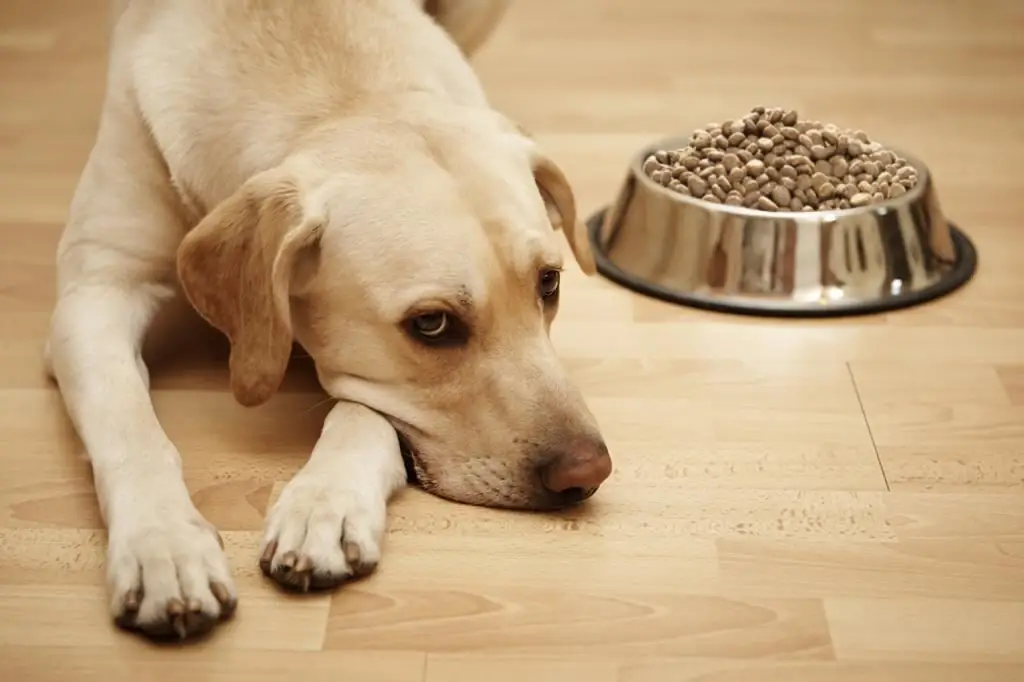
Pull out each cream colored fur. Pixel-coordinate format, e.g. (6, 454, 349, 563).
(45, 0, 609, 640)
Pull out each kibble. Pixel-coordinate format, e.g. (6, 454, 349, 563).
(641, 107, 919, 212)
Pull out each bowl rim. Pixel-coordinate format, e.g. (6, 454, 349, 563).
(630, 133, 932, 219)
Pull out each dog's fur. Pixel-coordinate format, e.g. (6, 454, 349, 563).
(45, 0, 611, 640)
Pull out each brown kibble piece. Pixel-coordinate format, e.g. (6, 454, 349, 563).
(810, 144, 832, 161)
(688, 176, 708, 196)
(850, 192, 872, 207)
(757, 196, 778, 211)
(772, 185, 791, 206)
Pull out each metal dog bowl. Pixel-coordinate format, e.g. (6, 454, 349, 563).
(587, 135, 977, 317)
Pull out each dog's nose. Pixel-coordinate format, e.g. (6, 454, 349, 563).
(540, 442, 613, 494)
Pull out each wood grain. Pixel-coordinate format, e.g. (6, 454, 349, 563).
(1, 0, 1022, 678)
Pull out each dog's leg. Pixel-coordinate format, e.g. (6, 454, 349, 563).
(259, 401, 407, 590)
(423, 0, 512, 57)
(47, 92, 237, 639)
(50, 283, 237, 639)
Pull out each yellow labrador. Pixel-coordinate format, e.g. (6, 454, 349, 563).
(45, 0, 611, 640)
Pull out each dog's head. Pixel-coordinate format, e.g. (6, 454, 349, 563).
(176, 111, 610, 510)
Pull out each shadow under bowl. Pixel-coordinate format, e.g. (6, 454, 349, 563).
(586, 134, 977, 317)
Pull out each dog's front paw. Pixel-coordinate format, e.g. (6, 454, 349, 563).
(259, 477, 386, 592)
(107, 505, 237, 640)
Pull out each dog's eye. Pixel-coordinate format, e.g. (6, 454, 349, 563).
(404, 311, 468, 347)
(539, 269, 560, 299)
(411, 312, 448, 338)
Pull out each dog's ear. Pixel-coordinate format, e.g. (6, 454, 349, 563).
(528, 149, 595, 275)
(497, 117, 595, 274)
(177, 167, 324, 407)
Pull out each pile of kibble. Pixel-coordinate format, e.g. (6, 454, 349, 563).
(641, 107, 919, 212)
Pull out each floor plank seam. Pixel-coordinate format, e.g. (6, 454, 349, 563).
(846, 362, 890, 492)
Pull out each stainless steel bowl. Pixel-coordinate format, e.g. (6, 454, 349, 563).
(587, 135, 977, 317)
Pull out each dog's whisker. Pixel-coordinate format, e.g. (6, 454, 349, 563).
(304, 396, 336, 414)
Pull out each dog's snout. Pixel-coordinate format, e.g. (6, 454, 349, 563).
(540, 441, 612, 496)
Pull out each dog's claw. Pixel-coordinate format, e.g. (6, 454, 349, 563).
(279, 551, 298, 570)
(123, 588, 142, 614)
(343, 541, 376, 577)
(210, 581, 237, 618)
(259, 541, 277, 576)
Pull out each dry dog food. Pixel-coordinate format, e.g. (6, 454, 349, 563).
(641, 107, 919, 212)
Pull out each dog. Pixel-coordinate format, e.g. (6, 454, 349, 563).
(44, 0, 612, 640)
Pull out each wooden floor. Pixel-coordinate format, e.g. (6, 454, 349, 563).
(2, 0, 1023, 679)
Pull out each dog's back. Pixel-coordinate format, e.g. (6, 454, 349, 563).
(110, 0, 501, 214)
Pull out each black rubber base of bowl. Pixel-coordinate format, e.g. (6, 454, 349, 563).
(585, 207, 979, 319)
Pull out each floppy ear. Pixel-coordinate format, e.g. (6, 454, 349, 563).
(487, 113, 595, 273)
(176, 167, 324, 407)
(528, 149, 595, 275)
